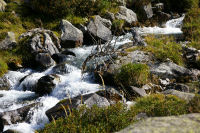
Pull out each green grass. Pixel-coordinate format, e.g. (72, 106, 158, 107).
(132, 94, 188, 117)
(115, 63, 150, 87)
(188, 94, 200, 113)
(39, 94, 190, 133)
(39, 103, 135, 133)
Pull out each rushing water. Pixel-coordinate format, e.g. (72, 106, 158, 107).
(137, 15, 185, 35)
(0, 16, 184, 133)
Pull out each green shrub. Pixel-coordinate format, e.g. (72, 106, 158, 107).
(183, 8, 200, 42)
(39, 103, 135, 133)
(0, 58, 8, 77)
(188, 94, 200, 113)
(144, 36, 183, 65)
(132, 94, 188, 117)
(115, 63, 150, 87)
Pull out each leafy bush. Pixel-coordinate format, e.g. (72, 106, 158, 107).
(132, 94, 188, 117)
(144, 36, 183, 65)
(115, 63, 150, 87)
(188, 94, 200, 113)
(39, 103, 135, 133)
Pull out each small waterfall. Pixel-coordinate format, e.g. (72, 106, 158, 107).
(137, 15, 185, 35)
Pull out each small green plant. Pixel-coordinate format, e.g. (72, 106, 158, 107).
(115, 63, 150, 87)
(0, 58, 8, 77)
(132, 94, 188, 117)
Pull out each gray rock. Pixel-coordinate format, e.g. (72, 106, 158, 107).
(105, 12, 115, 21)
(87, 15, 112, 42)
(131, 28, 147, 46)
(19, 28, 61, 55)
(19, 28, 61, 68)
(0, 76, 10, 90)
(35, 53, 55, 69)
(131, 50, 151, 63)
(52, 63, 72, 75)
(60, 20, 83, 48)
(46, 90, 123, 121)
(162, 89, 195, 102)
(34, 74, 60, 96)
(183, 46, 200, 69)
(130, 86, 147, 97)
(0, 0, 6, 12)
(142, 3, 154, 19)
(150, 61, 196, 80)
(0, 103, 40, 125)
(166, 83, 190, 92)
(117, 113, 200, 133)
(115, 6, 138, 24)
(0, 32, 16, 50)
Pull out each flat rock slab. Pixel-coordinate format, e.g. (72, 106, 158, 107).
(117, 113, 200, 133)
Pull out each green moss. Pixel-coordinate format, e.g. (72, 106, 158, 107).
(39, 103, 135, 133)
(144, 36, 183, 65)
(132, 94, 188, 117)
(115, 63, 150, 87)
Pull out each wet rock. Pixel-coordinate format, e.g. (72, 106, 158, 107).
(34, 74, 60, 96)
(162, 89, 195, 102)
(19, 28, 61, 68)
(166, 83, 190, 92)
(60, 20, 83, 48)
(154, 11, 171, 26)
(86, 15, 112, 43)
(51, 53, 69, 64)
(0, 0, 6, 12)
(115, 6, 138, 25)
(46, 89, 123, 121)
(35, 53, 55, 69)
(0, 76, 10, 90)
(131, 28, 147, 46)
(0, 32, 16, 50)
(150, 61, 197, 81)
(0, 103, 40, 125)
(52, 63, 72, 75)
(117, 113, 200, 133)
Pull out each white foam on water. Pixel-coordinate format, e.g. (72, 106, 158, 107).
(137, 15, 185, 35)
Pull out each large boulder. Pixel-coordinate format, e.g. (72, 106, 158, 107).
(34, 74, 60, 96)
(0, 0, 6, 12)
(117, 113, 200, 133)
(0, 32, 16, 50)
(46, 89, 123, 121)
(60, 20, 83, 48)
(0, 103, 40, 125)
(19, 28, 61, 68)
(150, 61, 197, 81)
(86, 15, 112, 43)
(115, 6, 138, 25)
